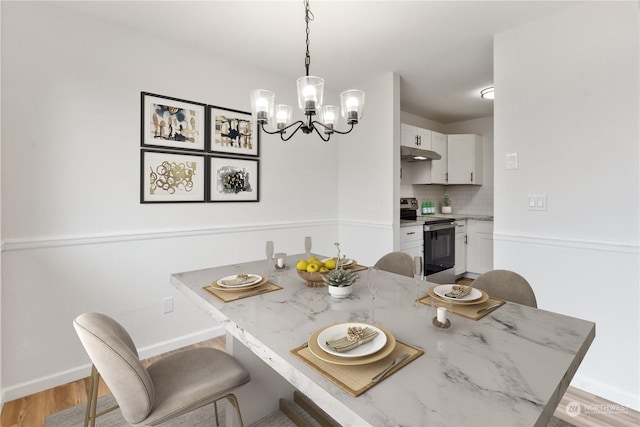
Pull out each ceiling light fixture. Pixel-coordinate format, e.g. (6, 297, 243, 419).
(480, 87, 495, 100)
(250, 0, 365, 142)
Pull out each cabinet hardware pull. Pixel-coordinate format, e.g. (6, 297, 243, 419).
(407, 232, 415, 235)
(470, 172, 474, 182)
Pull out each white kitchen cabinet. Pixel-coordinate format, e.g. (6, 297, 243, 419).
(401, 127, 447, 185)
(430, 131, 448, 184)
(399, 225, 423, 259)
(401, 124, 432, 150)
(466, 220, 493, 274)
(447, 134, 483, 185)
(454, 220, 467, 276)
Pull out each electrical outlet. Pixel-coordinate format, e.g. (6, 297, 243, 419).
(162, 297, 173, 314)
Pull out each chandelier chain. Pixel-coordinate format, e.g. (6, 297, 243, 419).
(304, 0, 314, 77)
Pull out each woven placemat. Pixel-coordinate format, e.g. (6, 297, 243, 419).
(203, 281, 282, 303)
(291, 339, 423, 397)
(418, 295, 506, 320)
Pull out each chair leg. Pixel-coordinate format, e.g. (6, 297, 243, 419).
(214, 400, 220, 427)
(84, 365, 100, 427)
(84, 364, 120, 427)
(213, 393, 244, 427)
(224, 393, 245, 427)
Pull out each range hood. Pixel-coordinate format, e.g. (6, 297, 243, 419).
(400, 145, 442, 162)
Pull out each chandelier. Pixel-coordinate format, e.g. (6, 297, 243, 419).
(250, 0, 365, 142)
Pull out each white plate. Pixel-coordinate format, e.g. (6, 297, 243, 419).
(322, 258, 354, 267)
(434, 284, 482, 302)
(216, 274, 262, 288)
(317, 323, 387, 358)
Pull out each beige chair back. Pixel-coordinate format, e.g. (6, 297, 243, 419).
(374, 251, 414, 277)
(472, 269, 538, 308)
(73, 312, 155, 424)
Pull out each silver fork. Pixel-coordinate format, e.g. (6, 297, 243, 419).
(477, 303, 503, 314)
(371, 354, 409, 383)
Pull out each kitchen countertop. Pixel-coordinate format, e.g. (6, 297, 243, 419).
(401, 214, 494, 227)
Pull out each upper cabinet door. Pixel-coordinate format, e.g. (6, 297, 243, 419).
(447, 134, 483, 185)
(430, 131, 448, 184)
(401, 124, 416, 148)
(401, 124, 432, 149)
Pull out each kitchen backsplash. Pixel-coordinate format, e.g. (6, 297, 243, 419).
(401, 183, 493, 216)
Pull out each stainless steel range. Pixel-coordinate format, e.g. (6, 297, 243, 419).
(400, 198, 456, 284)
(400, 197, 419, 220)
(423, 218, 456, 284)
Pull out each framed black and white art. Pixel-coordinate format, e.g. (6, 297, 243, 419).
(209, 156, 259, 202)
(141, 92, 206, 151)
(141, 150, 206, 203)
(208, 106, 258, 157)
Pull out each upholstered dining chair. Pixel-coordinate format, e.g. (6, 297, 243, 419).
(471, 269, 538, 308)
(374, 251, 414, 277)
(73, 312, 250, 427)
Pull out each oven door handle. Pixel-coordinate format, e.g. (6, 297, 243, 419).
(423, 223, 455, 232)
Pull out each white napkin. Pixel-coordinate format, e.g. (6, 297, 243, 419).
(445, 285, 472, 298)
(220, 274, 255, 286)
(325, 327, 379, 352)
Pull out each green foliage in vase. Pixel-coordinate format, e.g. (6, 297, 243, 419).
(443, 193, 452, 207)
(323, 267, 358, 287)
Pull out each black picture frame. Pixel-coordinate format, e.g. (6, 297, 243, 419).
(208, 105, 259, 157)
(141, 149, 207, 203)
(141, 92, 206, 152)
(209, 156, 260, 202)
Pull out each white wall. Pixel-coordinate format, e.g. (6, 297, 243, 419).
(339, 72, 398, 264)
(400, 111, 446, 134)
(0, 1, 395, 401)
(0, 0, 3, 402)
(494, 1, 639, 410)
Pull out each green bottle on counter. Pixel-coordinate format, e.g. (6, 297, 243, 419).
(421, 201, 428, 215)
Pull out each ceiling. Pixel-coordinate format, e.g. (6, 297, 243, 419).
(57, 0, 579, 124)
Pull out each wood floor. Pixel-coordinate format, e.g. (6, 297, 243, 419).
(2, 330, 638, 427)
(0, 337, 226, 427)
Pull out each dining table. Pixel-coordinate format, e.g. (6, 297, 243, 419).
(170, 253, 595, 427)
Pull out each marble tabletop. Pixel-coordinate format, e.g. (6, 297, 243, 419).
(170, 254, 595, 427)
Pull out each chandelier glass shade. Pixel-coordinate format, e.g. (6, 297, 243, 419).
(250, 0, 364, 142)
(480, 87, 495, 100)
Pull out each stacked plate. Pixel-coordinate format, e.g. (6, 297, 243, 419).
(209, 274, 267, 292)
(321, 257, 355, 268)
(308, 322, 397, 365)
(428, 284, 489, 305)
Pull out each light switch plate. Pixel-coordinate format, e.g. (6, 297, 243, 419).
(527, 193, 547, 211)
(506, 153, 518, 170)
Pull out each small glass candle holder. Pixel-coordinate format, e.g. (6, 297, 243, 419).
(274, 252, 287, 270)
(431, 299, 452, 329)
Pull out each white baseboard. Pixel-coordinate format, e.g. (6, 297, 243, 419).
(1, 326, 225, 403)
(571, 373, 640, 412)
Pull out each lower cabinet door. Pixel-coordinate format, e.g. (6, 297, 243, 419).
(401, 244, 423, 260)
(455, 233, 466, 276)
